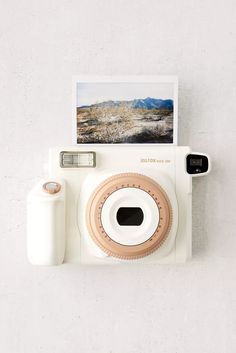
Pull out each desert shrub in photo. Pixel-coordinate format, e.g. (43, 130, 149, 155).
(77, 98, 173, 143)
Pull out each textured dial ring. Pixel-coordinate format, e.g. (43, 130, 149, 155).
(86, 173, 172, 260)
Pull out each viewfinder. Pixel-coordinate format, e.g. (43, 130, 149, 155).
(187, 154, 209, 175)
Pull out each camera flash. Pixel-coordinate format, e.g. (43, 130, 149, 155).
(60, 151, 96, 168)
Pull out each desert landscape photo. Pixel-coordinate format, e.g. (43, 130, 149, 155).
(76, 81, 175, 144)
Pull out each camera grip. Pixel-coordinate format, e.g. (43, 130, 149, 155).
(27, 179, 66, 265)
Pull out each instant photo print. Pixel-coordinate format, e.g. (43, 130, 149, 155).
(73, 76, 178, 144)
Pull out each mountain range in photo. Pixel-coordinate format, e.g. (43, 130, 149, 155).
(77, 97, 174, 143)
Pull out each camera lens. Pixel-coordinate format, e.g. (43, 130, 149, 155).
(116, 207, 144, 226)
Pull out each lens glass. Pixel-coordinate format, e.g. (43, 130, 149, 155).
(187, 154, 208, 174)
(190, 158, 202, 166)
(116, 207, 144, 226)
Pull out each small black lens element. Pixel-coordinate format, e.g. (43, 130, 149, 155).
(117, 207, 144, 226)
(186, 154, 208, 175)
(190, 158, 202, 167)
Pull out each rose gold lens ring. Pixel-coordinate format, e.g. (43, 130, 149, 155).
(86, 173, 172, 260)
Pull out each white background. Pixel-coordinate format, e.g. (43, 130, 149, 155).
(0, 1, 236, 352)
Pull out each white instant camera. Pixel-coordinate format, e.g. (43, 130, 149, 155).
(27, 145, 210, 265)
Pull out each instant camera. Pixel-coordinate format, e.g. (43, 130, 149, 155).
(27, 76, 210, 265)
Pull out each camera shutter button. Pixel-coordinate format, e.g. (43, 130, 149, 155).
(42, 182, 61, 194)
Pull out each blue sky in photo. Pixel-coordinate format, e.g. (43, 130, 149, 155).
(77, 82, 174, 107)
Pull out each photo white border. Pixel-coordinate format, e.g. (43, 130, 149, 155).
(72, 75, 178, 145)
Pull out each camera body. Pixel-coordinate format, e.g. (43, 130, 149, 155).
(27, 145, 210, 265)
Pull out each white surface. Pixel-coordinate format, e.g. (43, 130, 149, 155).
(0, 0, 235, 352)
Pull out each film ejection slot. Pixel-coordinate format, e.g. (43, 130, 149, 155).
(60, 151, 96, 168)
